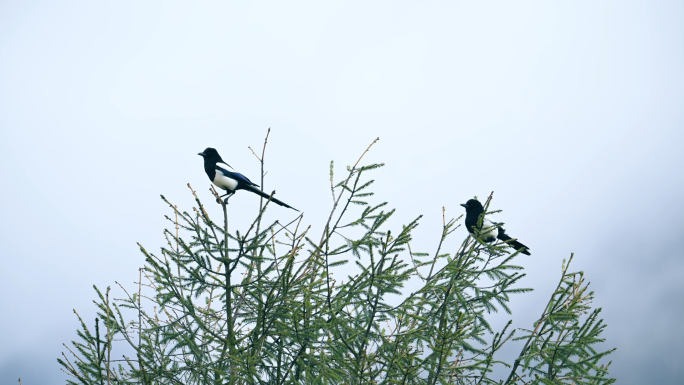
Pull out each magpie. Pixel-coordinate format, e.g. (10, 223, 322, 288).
(198, 148, 298, 211)
(460, 199, 530, 255)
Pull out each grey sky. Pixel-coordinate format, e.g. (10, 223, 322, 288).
(1, 1, 682, 383)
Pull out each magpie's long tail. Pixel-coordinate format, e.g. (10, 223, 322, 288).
(244, 186, 299, 211)
(497, 233, 531, 255)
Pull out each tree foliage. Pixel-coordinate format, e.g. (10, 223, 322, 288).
(59, 135, 615, 384)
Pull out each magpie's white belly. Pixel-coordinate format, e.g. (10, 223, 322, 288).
(479, 229, 497, 243)
(469, 220, 498, 243)
(213, 174, 238, 191)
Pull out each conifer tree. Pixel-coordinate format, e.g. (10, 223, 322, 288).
(59, 134, 615, 384)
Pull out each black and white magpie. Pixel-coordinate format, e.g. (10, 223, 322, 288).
(198, 148, 298, 211)
(460, 199, 530, 255)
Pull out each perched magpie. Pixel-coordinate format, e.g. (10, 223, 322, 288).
(198, 148, 298, 211)
(460, 199, 530, 255)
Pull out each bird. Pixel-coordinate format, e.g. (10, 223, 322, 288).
(460, 199, 530, 255)
(198, 147, 298, 211)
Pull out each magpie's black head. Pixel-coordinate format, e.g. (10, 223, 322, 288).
(198, 147, 224, 163)
(198, 148, 232, 169)
(460, 199, 484, 214)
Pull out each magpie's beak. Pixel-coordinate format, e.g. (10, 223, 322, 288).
(198, 152, 206, 157)
(460, 203, 467, 208)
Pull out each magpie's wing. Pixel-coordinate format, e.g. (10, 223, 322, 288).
(233, 172, 259, 187)
(214, 165, 231, 177)
(483, 218, 502, 231)
(215, 165, 259, 187)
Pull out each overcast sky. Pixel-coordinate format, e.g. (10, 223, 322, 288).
(1, 1, 683, 384)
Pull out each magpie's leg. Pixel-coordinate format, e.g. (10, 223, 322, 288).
(217, 191, 235, 204)
(221, 191, 236, 204)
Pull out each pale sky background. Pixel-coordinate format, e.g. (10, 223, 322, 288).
(1, 1, 683, 384)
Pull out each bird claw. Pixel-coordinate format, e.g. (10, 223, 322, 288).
(217, 195, 232, 205)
